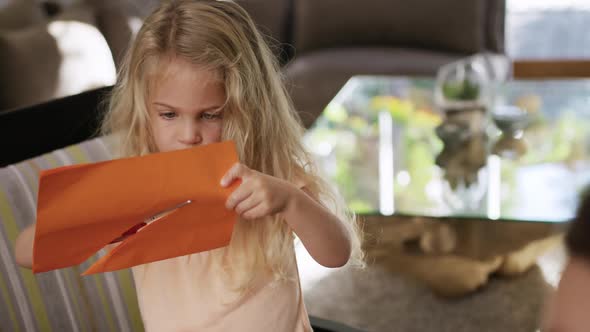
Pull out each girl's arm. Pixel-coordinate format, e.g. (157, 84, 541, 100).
(14, 224, 35, 268)
(222, 163, 352, 268)
(15, 224, 121, 269)
(282, 186, 352, 268)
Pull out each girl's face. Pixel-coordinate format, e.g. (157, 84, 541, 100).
(149, 58, 225, 153)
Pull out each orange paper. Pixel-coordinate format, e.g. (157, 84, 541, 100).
(33, 141, 239, 275)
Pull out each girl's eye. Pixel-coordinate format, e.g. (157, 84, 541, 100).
(201, 112, 222, 120)
(159, 112, 177, 120)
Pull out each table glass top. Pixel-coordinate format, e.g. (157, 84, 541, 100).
(304, 76, 590, 222)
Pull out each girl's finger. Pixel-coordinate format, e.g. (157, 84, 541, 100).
(242, 203, 268, 220)
(235, 195, 261, 215)
(226, 184, 253, 210)
(220, 163, 249, 187)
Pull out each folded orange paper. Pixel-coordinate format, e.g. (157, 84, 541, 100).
(33, 141, 239, 275)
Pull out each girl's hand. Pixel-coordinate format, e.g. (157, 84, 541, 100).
(220, 163, 297, 220)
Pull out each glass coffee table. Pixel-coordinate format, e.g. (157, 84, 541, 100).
(303, 76, 590, 296)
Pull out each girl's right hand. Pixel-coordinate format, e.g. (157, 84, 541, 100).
(220, 163, 298, 220)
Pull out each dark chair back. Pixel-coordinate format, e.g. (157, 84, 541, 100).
(0, 86, 112, 167)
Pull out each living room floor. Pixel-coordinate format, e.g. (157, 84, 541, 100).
(297, 230, 566, 332)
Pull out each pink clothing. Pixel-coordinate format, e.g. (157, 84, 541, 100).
(131, 246, 312, 332)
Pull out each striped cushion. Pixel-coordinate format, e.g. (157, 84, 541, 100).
(0, 137, 144, 331)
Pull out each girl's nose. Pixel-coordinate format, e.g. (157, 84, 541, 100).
(178, 122, 202, 146)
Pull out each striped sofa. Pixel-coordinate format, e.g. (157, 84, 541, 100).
(0, 137, 144, 331)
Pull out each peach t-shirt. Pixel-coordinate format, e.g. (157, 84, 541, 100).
(131, 246, 312, 332)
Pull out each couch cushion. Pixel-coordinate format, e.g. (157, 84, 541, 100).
(485, 0, 505, 53)
(85, 0, 160, 18)
(0, 4, 116, 110)
(0, 137, 145, 331)
(284, 48, 464, 127)
(95, 4, 142, 69)
(236, 0, 293, 64)
(0, 0, 45, 30)
(293, 0, 486, 55)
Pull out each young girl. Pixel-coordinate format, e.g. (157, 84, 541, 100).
(15, 0, 363, 331)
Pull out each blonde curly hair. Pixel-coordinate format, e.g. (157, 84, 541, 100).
(101, 0, 363, 292)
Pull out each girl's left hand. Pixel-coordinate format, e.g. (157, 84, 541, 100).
(220, 163, 297, 220)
